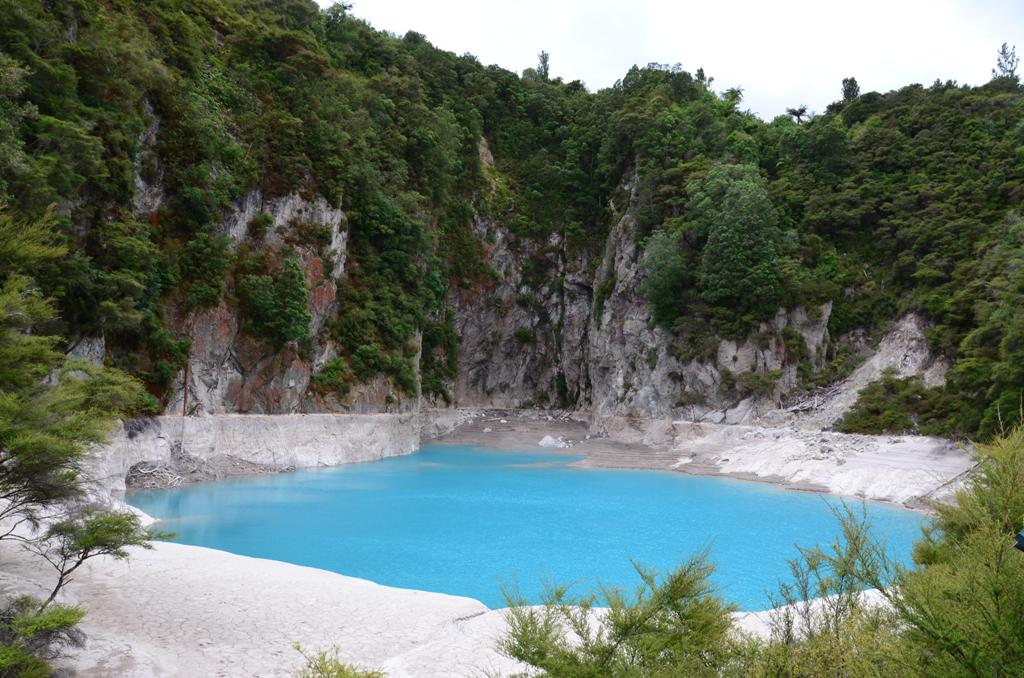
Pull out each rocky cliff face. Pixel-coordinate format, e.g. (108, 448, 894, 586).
(794, 313, 948, 430)
(117, 142, 932, 425)
(129, 105, 390, 416)
(449, 172, 834, 424)
(449, 219, 592, 409)
(161, 189, 417, 416)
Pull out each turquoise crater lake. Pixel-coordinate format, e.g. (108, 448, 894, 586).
(126, 444, 924, 610)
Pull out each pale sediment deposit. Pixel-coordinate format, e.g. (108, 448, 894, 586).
(0, 530, 859, 678)
(668, 421, 973, 506)
(0, 539, 520, 678)
(435, 409, 976, 508)
(88, 413, 419, 497)
(591, 415, 974, 506)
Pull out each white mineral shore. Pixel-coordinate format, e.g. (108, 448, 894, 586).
(441, 410, 977, 507)
(0, 539, 521, 678)
(3, 408, 975, 677)
(89, 413, 421, 497)
(0, 537, 798, 678)
(668, 421, 973, 505)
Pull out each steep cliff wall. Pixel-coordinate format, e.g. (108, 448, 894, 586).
(447, 172, 835, 425)
(124, 135, 935, 426)
(449, 219, 591, 409)
(116, 166, 952, 436)
(159, 189, 418, 417)
(107, 76, 947, 425)
(584, 178, 830, 423)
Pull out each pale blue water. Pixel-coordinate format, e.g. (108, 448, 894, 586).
(126, 444, 924, 610)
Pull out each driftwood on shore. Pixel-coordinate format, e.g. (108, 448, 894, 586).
(124, 445, 283, 490)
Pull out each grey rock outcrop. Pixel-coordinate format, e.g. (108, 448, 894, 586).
(67, 336, 106, 366)
(220, 189, 347, 278)
(450, 221, 590, 408)
(449, 169, 835, 425)
(132, 99, 164, 216)
(584, 179, 833, 424)
(163, 189, 416, 416)
(796, 313, 949, 430)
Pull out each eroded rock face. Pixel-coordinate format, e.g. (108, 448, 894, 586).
(796, 313, 948, 430)
(132, 99, 164, 217)
(163, 190, 417, 416)
(165, 297, 327, 415)
(143, 156, 938, 423)
(450, 220, 591, 408)
(220, 189, 347, 278)
(67, 336, 106, 366)
(449, 172, 836, 425)
(586, 192, 675, 419)
(584, 183, 834, 424)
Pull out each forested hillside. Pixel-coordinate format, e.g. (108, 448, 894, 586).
(1, 0, 1022, 438)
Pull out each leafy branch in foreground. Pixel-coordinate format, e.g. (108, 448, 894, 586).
(0, 596, 85, 677)
(0, 208, 156, 541)
(500, 425, 1024, 677)
(26, 506, 158, 610)
(0, 207, 159, 672)
(747, 505, 908, 676)
(501, 552, 736, 677)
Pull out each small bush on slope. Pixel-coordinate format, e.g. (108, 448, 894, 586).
(238, 258, 312, 350)
(837, 368, 954, 436)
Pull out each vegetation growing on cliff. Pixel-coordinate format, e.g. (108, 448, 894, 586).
(837, 369, 952, 435)
(0, 209, 155, 532)
(0, 0, 1021, 435)
(238, 258, 312, 350)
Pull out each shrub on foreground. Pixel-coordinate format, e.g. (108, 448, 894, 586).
(502, 552, 735, 677)
(0, 209, 158, 673)
(294, 646, 384, 678)
(500, 425, 1024, 677)
(0, 597, 85, 678)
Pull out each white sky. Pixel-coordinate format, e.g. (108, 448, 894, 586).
(318, 0, 1023, 119)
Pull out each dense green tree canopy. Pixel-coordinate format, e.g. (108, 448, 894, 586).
(0, 0, 1020, 437)
(0, 209, 154, 537)
(692, 163, 784, 315)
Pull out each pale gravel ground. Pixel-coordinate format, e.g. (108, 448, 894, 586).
(666, 421, 975, 506)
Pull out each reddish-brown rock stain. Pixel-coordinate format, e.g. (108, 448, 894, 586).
(300, 253, 336, 316)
